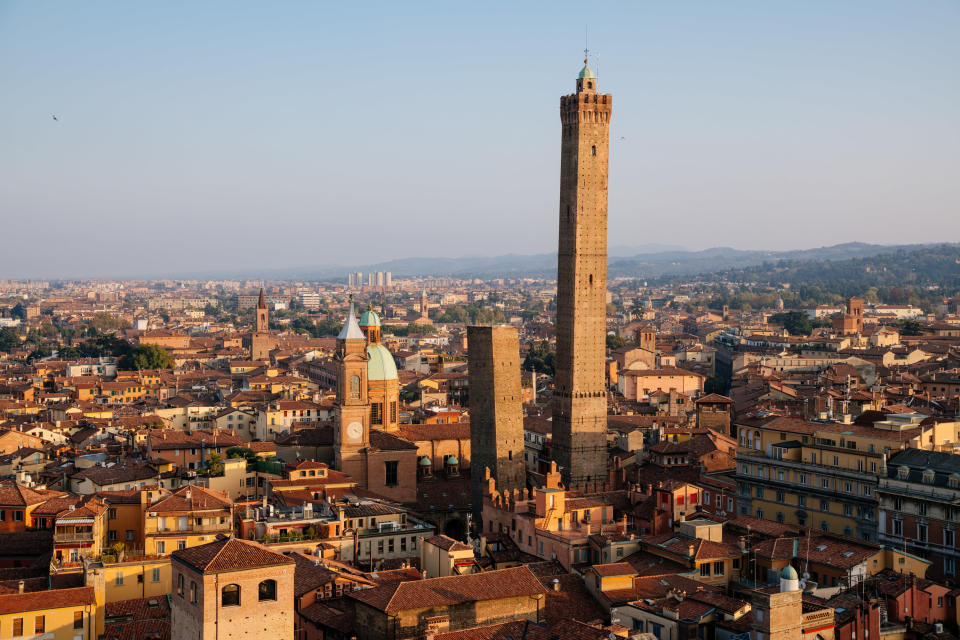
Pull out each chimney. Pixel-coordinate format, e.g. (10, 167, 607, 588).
(421, 570, 427, 580)
(552, 578, 560, 591)
(18, 581, 24, 594)
(688, 544, 695, 558)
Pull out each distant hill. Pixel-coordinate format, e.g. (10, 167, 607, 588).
(325, 242, 949, 280)
(691, 243, 960, 297)
(156, 242, 954, 282)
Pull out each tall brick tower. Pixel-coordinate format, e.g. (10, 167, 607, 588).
(334, 300, 370, 485)
(250, 288, 275, 361)
(468, 325, 527, 524)
(551, 54, 612, 489)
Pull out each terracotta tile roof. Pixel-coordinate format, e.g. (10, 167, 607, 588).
(751, 536, 878, 569)
(105, 594, 170, 620)
(298, 599, 355, 634)
(368, 430, 418, 451)
(423, 535, 472, 552)
(696, 393, 733, 404)
(590, 562, 636, 578)
(397, 423, 471, 442)
(70, 464, 157, 486)
(0, 483, 50, 507)
(348, 565, 547, 613)
(538, 572, 608, 626)
(148, 429, 242, 450)
(644, 533, 740, 561)
(172, 536, 294, 573)
(148, 486, 231, 513)
(0, 586, 95, 614)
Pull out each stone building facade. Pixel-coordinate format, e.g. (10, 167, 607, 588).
(468, 325, 527, 523)
(170, 536, 295, 640)
(552, 56, 612, 489)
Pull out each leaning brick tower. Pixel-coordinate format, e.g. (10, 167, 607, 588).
(551, 54, 612, 489)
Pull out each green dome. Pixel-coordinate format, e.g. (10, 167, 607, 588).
(419, 457, 432, 467)
(367, 344, 398, 381)
(578, 63, 595, 79)
(359, 309, 381, 327)
(445, 455, 459, 465)
(781, 566, 798, 580)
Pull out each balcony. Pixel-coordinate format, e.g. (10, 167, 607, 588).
(54, 531, 96, 544)
(149, 522, 232, 535)
(737, 452, 878, 484)
(878, 478, 960, 504)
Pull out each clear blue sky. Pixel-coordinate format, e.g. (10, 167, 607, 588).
(1, 1, 957, 279)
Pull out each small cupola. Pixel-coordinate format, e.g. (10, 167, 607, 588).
(444, 455, 460, 478)
(418, 456, 432, 479)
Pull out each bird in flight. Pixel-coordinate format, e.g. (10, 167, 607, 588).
(52, 115, 58, 121)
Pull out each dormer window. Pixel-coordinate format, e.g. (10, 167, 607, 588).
(897, 466, 909, 480)
(950, 474, 960, 489)
(922, 469, 936, 485)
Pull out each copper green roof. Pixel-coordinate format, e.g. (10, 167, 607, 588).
(359, 309, 381, 327)
(367, 344, 398, 381)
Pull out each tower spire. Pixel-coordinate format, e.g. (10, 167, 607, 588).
(584, 25, 589, 66)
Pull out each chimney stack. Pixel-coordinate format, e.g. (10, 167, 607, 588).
(18, 581, 24, 594)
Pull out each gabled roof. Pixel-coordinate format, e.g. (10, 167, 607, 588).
(148, 486, 231, 513)
(0, 483, 49, 507)
(348, 565, 547, 613)
(172, 536, 293, 573)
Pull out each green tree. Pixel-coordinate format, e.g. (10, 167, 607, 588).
(897, 319, 924, 336)
(204, 453, 224, 476)
(769, 311, 813, 336)
(89, 311, 128, 332)
(10, 303, 26, 320)
(0, 327, 20, 351)
(118, 344, 174, 370)
(58, 345, 81, 359)
(522, 341, 555, 376)
(226, 446, 256, 460)
(606, 334, 627, 350)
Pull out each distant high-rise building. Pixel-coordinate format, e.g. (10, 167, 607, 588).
(468, 325, 527, 524)
(384, 271, 392, 288)
(551, 54, 612, 489)
(376, 271, 385, 287)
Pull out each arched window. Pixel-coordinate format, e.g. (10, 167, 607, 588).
(258, 579, 277, 601)
(349, 375, 360, 399)
(222, 584, 241, 607)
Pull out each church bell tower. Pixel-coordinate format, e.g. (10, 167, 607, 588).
(334, 300, 370, 484)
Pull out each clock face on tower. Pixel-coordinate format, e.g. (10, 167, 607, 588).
(346, 421, 364, 443)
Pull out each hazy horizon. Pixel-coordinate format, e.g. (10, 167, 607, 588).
(2, 1, 958, 280)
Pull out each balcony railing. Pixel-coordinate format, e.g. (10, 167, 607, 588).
(877, 479, 960, 504)
(150, 522, 232, 534)
(737, 452, 878, 484)
(54, 532, 95, 543)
